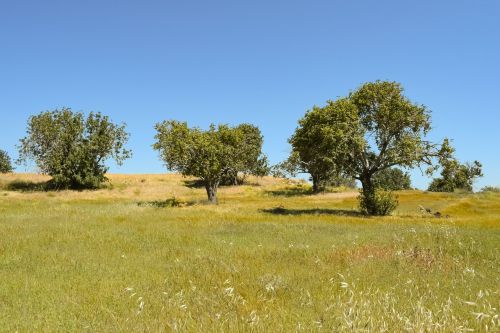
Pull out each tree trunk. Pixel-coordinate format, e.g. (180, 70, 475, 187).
(311, 174, 320, 193)
(360, 174, 376, 215)
(205, 183, 218, 204)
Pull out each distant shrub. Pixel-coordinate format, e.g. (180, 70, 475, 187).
(480, 186, 500, 193)
(358, 189, 398, 216)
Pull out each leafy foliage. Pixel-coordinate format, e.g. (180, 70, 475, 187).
(428, 140, 482, 192)
(17, 108, 131, 189)
(291, 81, 446, 215)
(220, 123, 269, 185)
(153, 121, 268, 203)
(283, 98, 361, 192)
(372, 168, 412, 191)
(358, 188, 398, 216)
(0, 149, 13, 173)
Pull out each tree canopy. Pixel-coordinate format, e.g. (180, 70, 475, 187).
(284, 98, 361, 192)
(17, 108, 131, 189)
(291, 81, 446, 215)
(220, 123, 269, 185)
(372, 168, 412, 191)
(0, 149, 13, 173)
(153, 120, 268, 203)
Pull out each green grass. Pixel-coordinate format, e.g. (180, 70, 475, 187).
(0, 174, 499, 331)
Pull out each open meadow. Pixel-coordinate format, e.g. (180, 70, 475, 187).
(0, 174, 499, 332)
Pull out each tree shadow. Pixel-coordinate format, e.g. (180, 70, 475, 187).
(137, 197, 195, 208)
(5, 179, 101, 192)
(261, 206, 364, 217)
(6, 180, 53, 192)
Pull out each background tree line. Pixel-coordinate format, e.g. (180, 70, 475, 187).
(0, 81, 484, 214)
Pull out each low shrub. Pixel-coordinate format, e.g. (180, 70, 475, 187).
(358, 189, 398, 216)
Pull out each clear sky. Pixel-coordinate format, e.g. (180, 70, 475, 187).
(1, 0, 499, 189)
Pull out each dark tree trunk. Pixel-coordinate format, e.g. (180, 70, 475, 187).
(311, 174, 320, 193)
(205, 183, 218, 204)
(360, 174, 376, 215)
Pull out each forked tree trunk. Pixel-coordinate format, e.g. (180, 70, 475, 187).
(205, 183, 218, 204)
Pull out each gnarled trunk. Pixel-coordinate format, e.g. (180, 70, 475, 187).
(205, 183, 218, 204)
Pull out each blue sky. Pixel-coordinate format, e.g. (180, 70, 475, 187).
(1, 0, 499, 189)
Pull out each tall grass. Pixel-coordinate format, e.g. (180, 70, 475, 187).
(0, 174, 499, 331)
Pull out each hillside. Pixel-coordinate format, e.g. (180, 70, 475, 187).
(0, 173, 499, 331)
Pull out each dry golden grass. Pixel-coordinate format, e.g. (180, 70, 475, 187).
(0, 173, 499, 331)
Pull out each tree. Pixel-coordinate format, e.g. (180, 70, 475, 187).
(286, 99, 361, 193)
(294, 81, 446, 215)
(372, 168, 412, 191)
(0, 149, 13, 173)
(428, 139, 482, 192)
(17, 108, 131, 189)
(220, 123, 269, 185)
(153, 120, 268, 203)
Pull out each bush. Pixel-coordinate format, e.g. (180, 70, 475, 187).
(358, 189, 398, 216)
(0, 150, 13, 173)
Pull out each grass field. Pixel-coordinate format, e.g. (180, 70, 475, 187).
(0, 174, 499, 332)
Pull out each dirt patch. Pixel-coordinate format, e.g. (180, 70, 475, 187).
(325, 245, 393, 264)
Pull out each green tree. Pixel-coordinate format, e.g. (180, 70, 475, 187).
(153, 121, 267, 203)
(220, 123, 269, 185)
(372, 168, 412, 191)
(428, 139, 482, 192)
(17, 108, 131, 189)
(286, 99, 360, 193)
(294, 81, 446, 215)
(0, 149, 13, 173)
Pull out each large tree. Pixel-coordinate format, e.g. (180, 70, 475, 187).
(0, 149, 13, 173)
(294, 81, 446, 215)
(17, 108, 131, 189)
(153, 121, 268, 203)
